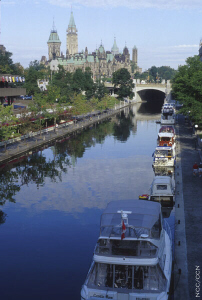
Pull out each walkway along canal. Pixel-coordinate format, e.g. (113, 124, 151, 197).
(0, 103, 130, 166)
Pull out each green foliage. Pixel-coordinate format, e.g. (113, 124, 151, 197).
(0, 50, 21, 74)
(172, 55, 202, 126)
(112, 68, 134, 99)
(0, 106, 18, 145)
(94, 80, 108, 100)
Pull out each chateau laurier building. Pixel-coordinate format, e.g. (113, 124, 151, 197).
(41, 12, 142, 79)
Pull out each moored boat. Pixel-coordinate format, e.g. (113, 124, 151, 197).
(153, 145, 176, 167)
(161, 107, 175, 125)
(81, 200, 172, 300)
(149, 176, 175, 206)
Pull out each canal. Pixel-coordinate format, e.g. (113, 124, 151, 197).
(0, 101, 175, 300)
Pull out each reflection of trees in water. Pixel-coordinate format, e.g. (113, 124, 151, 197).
(0, 109, 134, 210)
(113, 110, 135, 142)
(56, 121, 115, 163)
(0, 210, 7, 225)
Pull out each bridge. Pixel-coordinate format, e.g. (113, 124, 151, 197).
(104, 80, 172, 103)
(133, 80, 172, 103)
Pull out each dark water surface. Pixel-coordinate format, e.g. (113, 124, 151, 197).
(0, 103, 174, 300)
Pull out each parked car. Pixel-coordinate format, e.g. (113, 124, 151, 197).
(20, 95, 32, 100)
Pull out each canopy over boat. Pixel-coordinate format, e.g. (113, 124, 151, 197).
(100, 200, 161, 239)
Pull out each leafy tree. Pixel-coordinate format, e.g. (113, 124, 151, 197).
(0, 50, 19, 74)
(112, 68, 134, 99)
(50, 66, 73, 103)
(94, 80, 108, 100)
(0, 106, 18, 148)
(172, 55, 202, 126)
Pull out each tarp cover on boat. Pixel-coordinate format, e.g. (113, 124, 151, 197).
(100, 200, 161, 233)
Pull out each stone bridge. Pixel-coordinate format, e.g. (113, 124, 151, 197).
(133, 81, 172, 102)
(104, 80, 172, 102)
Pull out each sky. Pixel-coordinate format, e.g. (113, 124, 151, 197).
(1, 0, 202, 71)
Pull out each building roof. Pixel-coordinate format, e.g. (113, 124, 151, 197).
(98, 43, 105, 53)
(47, 30, 61, 44)
(100, 200, 161, 233)
(111, 38, 119, 55)
(68, 11, 76, 28)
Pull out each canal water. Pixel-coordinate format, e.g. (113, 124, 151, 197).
(0, 102, 175, 300)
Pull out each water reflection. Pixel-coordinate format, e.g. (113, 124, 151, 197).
(0, 103, 175, 300)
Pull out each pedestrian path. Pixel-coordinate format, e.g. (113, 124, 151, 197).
(176, 114, 202, 299)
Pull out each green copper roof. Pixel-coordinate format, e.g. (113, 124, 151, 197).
(47, 30, 61, 44)
(87, 55, 94, 63)
(107, 53, 114, 62)
(133, 45, 137, 49)
(111, 38, 119, 54)
(98, 44, 104, 53)
(68, 12, 76, 28)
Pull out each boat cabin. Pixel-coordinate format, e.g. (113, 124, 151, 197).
(157, 132, 175, 147)
(99, 200, 162, 240)
(159, 125, 175, 134)
(150, 176, 175, 206)
(153, 146, 175, 167)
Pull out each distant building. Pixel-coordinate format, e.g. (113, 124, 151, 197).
(66, 11, 78, 56)
(47, 22, 61, 60)
(132, 46, 138, 64)
(42, 11, 142, 79)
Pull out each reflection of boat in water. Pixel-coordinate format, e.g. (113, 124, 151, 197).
(153, 146, 176, 167)
(149, 176, 175, 207)
(81, 200, 172, 300)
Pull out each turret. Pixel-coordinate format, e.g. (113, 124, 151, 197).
(47, 21, 61, 60)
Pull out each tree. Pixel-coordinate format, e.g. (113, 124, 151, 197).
(0, 50, 19, 74)
(94, 80, 108, 100)
(112, 68, 134, 99)
(0, 106, 18, 149)
(172, 55, 202, 126)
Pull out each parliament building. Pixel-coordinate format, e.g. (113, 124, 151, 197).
(41, 12, 142, 79)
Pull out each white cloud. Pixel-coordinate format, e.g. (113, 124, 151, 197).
(46, 0, 202, 10)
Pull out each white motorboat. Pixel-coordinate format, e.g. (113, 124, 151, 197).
(153, 146, 176, 167)
(161, 107, 175, 125)
(149, 176, 175, 206)
(81, 200, 172, 300)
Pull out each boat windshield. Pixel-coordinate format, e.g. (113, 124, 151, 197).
(95, 239, 158, 257)
(155, 149, 172, 157)
(100, 201, 161, 239)
(87, 262, 167, 292)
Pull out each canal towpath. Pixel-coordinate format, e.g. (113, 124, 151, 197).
(0, 104, 129, 166)
(175, 114, 202, 300)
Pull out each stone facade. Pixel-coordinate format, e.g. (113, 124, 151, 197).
(132, 46, 138, 64)
(66, 12, 78, 55)
(47, 24, 61, 60)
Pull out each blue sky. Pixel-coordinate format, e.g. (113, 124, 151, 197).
(1, 0, 202, 71)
